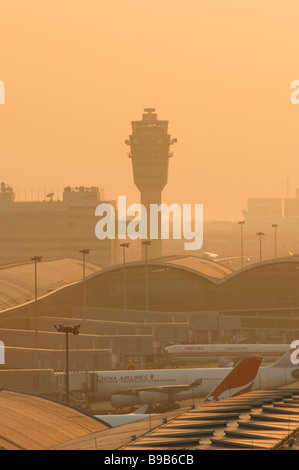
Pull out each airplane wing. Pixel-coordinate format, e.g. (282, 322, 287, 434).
(204, 356, 262, 402)
(132, 404, 150, 414)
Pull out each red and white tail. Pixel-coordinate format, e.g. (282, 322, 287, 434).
(204, 356, 263, 402)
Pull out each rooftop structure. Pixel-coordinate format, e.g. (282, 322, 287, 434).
(0, 185, 119, 267)
(122, 389, 299, 451)
(0, 257, 101, 312)
(0, 390, 108, 450)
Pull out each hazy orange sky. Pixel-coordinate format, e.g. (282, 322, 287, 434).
(1, 0, 299, 220)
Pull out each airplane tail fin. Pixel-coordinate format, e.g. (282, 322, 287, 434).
(204, 356, 263, 402)
(267, 341, 299, 368)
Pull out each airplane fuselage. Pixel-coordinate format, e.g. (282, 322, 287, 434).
(96, 365, 299, 401)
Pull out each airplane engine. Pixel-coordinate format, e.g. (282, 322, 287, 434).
(218, 356, 237, 367)
(111, 394, 139, 409)
(139, 391, 169, 405)
(173, 390, 199, 401)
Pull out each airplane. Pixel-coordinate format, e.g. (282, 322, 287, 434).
(201, 251, 251, 264)
(95, 357, 262, 423)
(202, 251, 219, 260)
(165, 343, 289, 366)
(95, 346, 299, 410)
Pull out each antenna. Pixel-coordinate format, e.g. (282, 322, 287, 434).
(46, 192, 54, 202)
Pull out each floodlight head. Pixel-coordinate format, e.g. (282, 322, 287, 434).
(79, 249, 90, 255)
(31, 256, 42, 263)
(72, 324, 80, 336)
(54, 324, 80, 335)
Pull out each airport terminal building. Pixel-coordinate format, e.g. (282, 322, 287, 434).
(0, 255, 299, 345)
(0, 254, 298, 398)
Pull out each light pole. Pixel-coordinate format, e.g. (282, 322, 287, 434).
(256, 232, 265, 262)
(142, 241, 151, 312)
(54, 324, 80, 404)
(272, 224, 278, 259)
(238, 221, 245, 270)
(67, 222, 74, 257)
(79, 249, 90, 323)
(120, 243, 130, 319)
(31, 256, 42, 348)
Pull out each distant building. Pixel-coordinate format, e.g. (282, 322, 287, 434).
(0, 183, 119, 267)
(243, 189, 299, 220)
(242, 198, 282, 219)
(284, 188, 299, 218)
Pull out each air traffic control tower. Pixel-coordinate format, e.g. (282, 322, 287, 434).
(126, 108, 177, 259)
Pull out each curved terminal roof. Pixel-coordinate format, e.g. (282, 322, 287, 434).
(0, 258, 102, 312)
(0, 255, 299, 317)
(0, 389, 108, 450)
(99, 254, 234, 283)
(220, 255, 299, 283)
(158, 255, 233, 279)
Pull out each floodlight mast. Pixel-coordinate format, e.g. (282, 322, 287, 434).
(54, 324, 80, 404)
(31, 256, 42, 348)
(256, 232, 265, 262)
(120, 243, 130, 318)
(272, 224, 279, 259)
(238, 221, 245, 270)
(79, 249, 90, 323)
(142, 240, 151, 312)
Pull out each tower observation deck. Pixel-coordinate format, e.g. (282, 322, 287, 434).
(126, 108, 177, 259)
